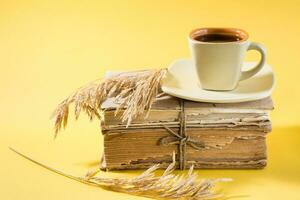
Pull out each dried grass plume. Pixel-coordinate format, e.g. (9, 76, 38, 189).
(10, 148, 232, 200)
(52, 69, 166, 137)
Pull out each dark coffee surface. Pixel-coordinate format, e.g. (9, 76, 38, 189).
(194, 34, 243, 42)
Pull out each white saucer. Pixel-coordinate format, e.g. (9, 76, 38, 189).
(161, 59, 275, 103)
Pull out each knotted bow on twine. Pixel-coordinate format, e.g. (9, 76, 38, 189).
(159, 100, 206, 170)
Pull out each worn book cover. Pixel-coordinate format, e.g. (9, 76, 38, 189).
(101, 95, 273, 170)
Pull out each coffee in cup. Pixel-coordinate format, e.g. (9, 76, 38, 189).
(189, 28, 266, 91)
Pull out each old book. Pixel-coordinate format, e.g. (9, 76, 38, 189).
(100, 94, 273, 170)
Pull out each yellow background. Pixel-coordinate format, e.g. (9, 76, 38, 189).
(1, 0, 300, 199)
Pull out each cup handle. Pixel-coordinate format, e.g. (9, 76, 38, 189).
(240, 42, 266, 81)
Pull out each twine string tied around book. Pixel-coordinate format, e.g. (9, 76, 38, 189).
(159, 100, 206, 170)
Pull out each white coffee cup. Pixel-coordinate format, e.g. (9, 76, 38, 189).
(189, 28, 266, 91)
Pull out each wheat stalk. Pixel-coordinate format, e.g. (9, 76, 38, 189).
(52, 69, 167, 137)
(10, 148, 232, 200)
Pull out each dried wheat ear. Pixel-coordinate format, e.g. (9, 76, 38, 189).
(52, 69, 166, 137)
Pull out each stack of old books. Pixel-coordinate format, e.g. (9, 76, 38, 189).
(100, 93, 273, 171)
